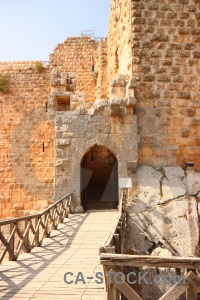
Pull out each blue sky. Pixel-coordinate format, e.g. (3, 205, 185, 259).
(0, 0, 110, 61)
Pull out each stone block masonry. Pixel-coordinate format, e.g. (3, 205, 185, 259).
(95, 39, 109, 100)
(130, 0, 200, 169)
(107, 0, 200, 169)
(0, 35, 111, 218)
(52, 97, 139, 205)
(106, 3, 200, 298)
(50, 37, 100, 103)
(107, 0, 133, 82)
(0, 0, 200, 230)
(0, 8, 200, 299)
(0, 32, 138, 218)
(0, 61, 55, 218)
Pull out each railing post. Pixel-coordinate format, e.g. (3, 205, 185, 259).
(186, 269, 198, 300)
(44, 212, 48, 238)
(59, 202, 64, 223)
(46, 212, 51, 237)
(60, 201, 64, 223)
(123, 189, 127, 213)
(69, 195, 72, 215)
(35, 217, 40, 246)
(113, 234, 120, 254)
(24, 220, 30, 252)
(107, 282, 117, 300)
(106, 269, 119, 300)
(9, 223, 15, 261)
(186, 285, 198, 300)
(52, 207, 56, 230)
(63, 199, 67, 219)
(121, 214, 126, 254)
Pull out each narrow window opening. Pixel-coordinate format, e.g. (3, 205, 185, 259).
(56, 96, 70, 111)
(42, 143, 45, 152)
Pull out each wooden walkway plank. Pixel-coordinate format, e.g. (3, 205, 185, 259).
(0, 211, 118, 300)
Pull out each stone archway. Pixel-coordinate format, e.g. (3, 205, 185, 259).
(81, 144, 118, 210)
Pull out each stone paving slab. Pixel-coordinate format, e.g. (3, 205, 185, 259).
(0, 211, 118, 300)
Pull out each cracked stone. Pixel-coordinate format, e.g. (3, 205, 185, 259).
(159, 167, 186, 204)
(127, 166, 199, 257)
(186, 171, 200, 195)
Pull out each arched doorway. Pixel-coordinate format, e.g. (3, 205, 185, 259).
(81, 145, 118, 210)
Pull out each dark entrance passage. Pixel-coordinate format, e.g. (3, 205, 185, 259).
(81, 145, 118, 210)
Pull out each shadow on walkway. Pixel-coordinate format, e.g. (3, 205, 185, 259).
(0, 213, 89, 299)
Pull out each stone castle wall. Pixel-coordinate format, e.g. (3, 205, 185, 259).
(1, 0, 200, 222)
(53, 99, 138, 206)
(107, 0, 133, 83)
(0, 61, 54, 218)
(95, 39, 109, 100)
(132, 0, 200, 169)
(107, 0, 200, 170)
(50, 37, 99, 103)
(0, 36, 109, 219)
(106, 3, 200, 294)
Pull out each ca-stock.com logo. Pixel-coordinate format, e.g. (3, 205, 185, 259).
(64, 271, 186, 285)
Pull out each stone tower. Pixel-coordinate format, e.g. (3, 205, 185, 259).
(108, 0, 200, 169)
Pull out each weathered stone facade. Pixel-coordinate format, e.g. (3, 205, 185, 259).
(53, 97, 138, 206)
(47, 58, 138, 207)
(107, 0, 200, 169)
(49, 36, 110, 102)
(0, 61, 54, 218)
(0, 2, 200, 288)
(107, 0, 133, 81)
(0, 33, 139, 217)
(127, 166, 199, 256)
(126, 165, 200, 298)
(106, 0, 200, 278)
(131, 0, 200, 169)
